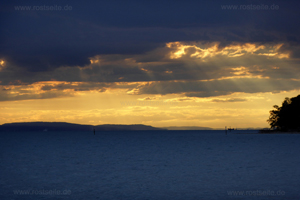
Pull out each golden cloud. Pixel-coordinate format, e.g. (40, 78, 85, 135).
(166, 42, 290, 60)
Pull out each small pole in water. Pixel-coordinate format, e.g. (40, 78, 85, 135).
(93, 128, 95, 135)
(225, 126, 227, 135)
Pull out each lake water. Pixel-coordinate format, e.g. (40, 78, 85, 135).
(0, 130, 299, 199)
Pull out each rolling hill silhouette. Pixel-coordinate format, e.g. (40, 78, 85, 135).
(0, 122, 166, 132)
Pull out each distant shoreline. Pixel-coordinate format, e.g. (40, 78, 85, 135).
(0, 122, 166, 132)
(0, 122, 272, 132)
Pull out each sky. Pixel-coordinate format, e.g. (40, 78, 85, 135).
(1, 0, 300, 128)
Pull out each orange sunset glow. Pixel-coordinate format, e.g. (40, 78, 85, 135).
(1, 41, 299, 128)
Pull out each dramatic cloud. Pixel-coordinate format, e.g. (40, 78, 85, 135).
(0, 81, 139, 101)
(1, 41, 300, 100)
(1, 0, 300, 72)
(1, 0, 300, 103)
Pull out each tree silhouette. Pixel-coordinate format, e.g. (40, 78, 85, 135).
(267, 95, 300, 131)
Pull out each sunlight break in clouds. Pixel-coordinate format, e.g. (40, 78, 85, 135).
(0, 59, 5, 72)
(166, 42, 289, 60)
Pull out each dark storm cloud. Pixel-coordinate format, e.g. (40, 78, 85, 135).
(1, 0, 300, 72)
(134, 78, 300, 97)
(1, 41, 299, 91)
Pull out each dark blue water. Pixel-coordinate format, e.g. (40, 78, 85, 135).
(0, 130, 299, 199)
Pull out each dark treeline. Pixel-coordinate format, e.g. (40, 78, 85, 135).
(267, 94, 300, 132)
